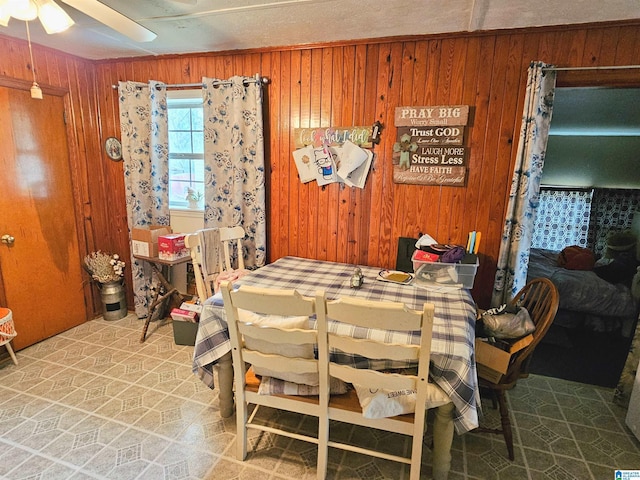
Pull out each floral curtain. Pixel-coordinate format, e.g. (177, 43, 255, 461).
(492, 62, 557, 305)
(201, 75, 266, 268)
(118, 81, 170, 317)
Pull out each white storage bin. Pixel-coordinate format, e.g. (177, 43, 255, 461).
(411, 251, 479, 289)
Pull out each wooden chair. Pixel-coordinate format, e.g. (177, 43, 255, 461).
(316, 295, 453, 480)
(476, 277, 559, 460)
(184, 226, 246, 302)
(0, 308, 18, 365)
(220, 282, 329, 477)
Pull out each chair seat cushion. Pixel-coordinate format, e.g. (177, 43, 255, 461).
(257, 375, 349, 396)
(239, 309, 319, 385)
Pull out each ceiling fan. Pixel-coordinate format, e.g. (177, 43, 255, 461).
(60, 0, 157, 42)
(0, 0, 160, 42)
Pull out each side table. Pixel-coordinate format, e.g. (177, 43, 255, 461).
(133, 254, 191, 343)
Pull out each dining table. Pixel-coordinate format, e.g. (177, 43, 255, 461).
(193, 255, 481, 437)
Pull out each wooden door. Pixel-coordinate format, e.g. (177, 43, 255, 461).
(0, 86, 87, 350)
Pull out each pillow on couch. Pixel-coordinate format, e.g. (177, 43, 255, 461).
(558, 245, 595, 271)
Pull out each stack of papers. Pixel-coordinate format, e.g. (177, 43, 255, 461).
(292, 140, 374, 189)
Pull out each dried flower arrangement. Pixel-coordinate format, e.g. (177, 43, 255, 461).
(83, 251, 125, 284)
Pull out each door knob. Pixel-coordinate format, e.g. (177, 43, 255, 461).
(1, 234, 15, 245)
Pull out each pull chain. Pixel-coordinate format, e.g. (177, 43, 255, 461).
(26, 21, 42, 99)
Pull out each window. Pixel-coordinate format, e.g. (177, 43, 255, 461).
(167, 90, 204, 208)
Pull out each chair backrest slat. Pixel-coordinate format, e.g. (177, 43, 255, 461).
(329, 363, 417, 391)
(329, 333, 421, 362)
(243, 350, 319, 375)
(324, 297, 423, 331)
(219, 226, 245, 271)
(231, 286, 314, 316)
(239, 321, 317, 345)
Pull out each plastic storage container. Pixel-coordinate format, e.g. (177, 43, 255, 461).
(411, 251, 479, 289)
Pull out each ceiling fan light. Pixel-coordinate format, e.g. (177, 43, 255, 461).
(0, 8, 11, 27)
(37, 0, 74, 33)
(6, 0, 37, 21)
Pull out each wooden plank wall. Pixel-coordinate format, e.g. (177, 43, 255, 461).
(2, 21, 640, 311)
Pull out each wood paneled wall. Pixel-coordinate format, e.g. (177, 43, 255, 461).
(2, 21, 640, 312)
(0, 35, 108, 314)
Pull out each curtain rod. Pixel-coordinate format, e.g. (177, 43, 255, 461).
(111, 76, 269, 90)
(543, 65, 640, 72)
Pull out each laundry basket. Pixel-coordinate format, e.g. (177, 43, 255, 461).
(0, 308, 18, 365)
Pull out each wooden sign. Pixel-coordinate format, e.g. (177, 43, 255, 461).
(396, 126, 464, 146)
(394, 165, 467, 186)
(395, 105, 469, 127)
(392, 145, 468, 186)
(393, 105, 470, 187)
(294, 127, 372, 148)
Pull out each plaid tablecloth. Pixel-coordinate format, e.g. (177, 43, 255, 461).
(193, 256, 480, 433)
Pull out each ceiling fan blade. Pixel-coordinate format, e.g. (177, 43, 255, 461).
(59, 0, 157, 42)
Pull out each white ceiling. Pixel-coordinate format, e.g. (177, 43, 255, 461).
(545, 88, 640, 188)
(0, 0, 639, 60)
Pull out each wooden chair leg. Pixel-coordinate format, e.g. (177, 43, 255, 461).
(496, 390, 514, 460)
(5, 342, 18, 365)
(490, 388, 498, 409)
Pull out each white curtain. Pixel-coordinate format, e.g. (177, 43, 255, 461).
(201, 75, 266, 268)
(492, 62, 557, 305)
(118, 81, 170, 317)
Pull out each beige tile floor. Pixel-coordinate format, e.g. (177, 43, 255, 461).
(0, 313, 638, 479)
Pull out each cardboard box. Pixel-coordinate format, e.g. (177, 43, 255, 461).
(170, 307, 197, 322)
(475, 339, 511, 382)
(158, 234, 189, 261)
(475, 335, 533, 383)
(179, 301, 203, 314)
(131, 225, 171, 258)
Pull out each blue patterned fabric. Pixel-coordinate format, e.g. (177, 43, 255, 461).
(532, 188, 592, 250)
(201, 75, 266, 269)
(118, 81, 170, 317)
(492, 62, 557, 306)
